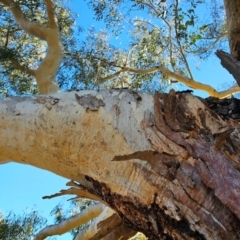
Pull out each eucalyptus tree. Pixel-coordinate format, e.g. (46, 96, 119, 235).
(1, 0, 240, 239)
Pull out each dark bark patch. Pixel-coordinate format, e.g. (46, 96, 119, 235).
(154, 91, 193, 154)
(85, 175, 112, 202)
(34, 96, 60, 105)
(128, 89, 142, 101)
(204, 96, 240, 120)
(84, 175, 206, 239)
(163, 90, 195, 132)
(139, 90, 240, 238)
(214, 128, 234, 149)
(152, 205, 206, 240)
(75, 93, 105, 110)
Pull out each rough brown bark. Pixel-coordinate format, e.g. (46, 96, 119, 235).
(83, 91, 240, 239)
(224, 0, 240, 60)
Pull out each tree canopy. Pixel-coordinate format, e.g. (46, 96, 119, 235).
(0, 0, 239, 97)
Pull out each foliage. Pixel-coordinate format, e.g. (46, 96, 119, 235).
(0, 200, 95, 240)
(0, 199, 95, 240)
(0, 201, 147, 239)
(0, 0, 228, 97)
(0, 211, 46, 240)
(87, 0, 228, 77)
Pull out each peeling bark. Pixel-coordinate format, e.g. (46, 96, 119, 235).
(75, 93, 105, 110)
(1, 90, 240, 239)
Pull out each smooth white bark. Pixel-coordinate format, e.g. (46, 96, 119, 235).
(0, 90, 154, 204)
(34, 202, 107, 240)
(75, 206, 121, 240)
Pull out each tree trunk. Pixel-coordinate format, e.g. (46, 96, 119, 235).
(1, 89, 240, 239)
(224, 0, 240, 60)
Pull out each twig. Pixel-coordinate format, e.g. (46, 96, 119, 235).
(174, 0, 193, 79)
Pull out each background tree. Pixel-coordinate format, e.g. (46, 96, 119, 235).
(1, 0, 239, 97)
(0, 211, 46, 239)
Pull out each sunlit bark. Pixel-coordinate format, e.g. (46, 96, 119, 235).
(34, 202, 106, 240)
(1, 90, 240, 239)
(75, 207, 121, 240)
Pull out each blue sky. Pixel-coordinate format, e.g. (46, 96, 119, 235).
(0, 0, 235, 239)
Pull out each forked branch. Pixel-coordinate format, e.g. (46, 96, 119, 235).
(1, 0, 62, 94)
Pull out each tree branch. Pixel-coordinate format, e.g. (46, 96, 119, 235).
(98, 65, 240, 98)
(97, 70, 121, 83)
(0, 0, 62, 94)
(4, 28, 9, 48)
(174, 0, 194, 79)
(44, 0, 58, 29)
(140, 1, 176, 71)
(10, 59, 36, 76)
(34, 202, 106, 240)
(75, 207, 121, 240)
(0, 0, 48, 40)
(200, 32, 227, 53)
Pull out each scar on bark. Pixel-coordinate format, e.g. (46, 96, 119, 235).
(75, 93, 105, 110)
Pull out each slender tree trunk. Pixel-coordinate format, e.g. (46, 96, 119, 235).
(224, 0, 240, 60)
(1, 90, 240, 239)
